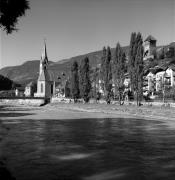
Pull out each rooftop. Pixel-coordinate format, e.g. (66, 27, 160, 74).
(144, 35, 157, 42)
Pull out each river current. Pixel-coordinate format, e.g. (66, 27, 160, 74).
(1, 117, 175, 180)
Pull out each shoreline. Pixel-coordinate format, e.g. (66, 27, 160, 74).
(1, 102, 175, 122)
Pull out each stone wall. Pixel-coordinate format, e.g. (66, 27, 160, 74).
(0, 98, 46, 106)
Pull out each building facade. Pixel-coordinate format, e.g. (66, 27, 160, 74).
(34, 41, 55, 98)
(143, 35, 157, 61)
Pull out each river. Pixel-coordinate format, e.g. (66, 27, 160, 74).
(0, 117, 175, 180)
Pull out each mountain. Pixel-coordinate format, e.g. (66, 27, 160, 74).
(0, 46, 130, 85)
(0, 60, 41, 85)
(0, 42, 174, 85)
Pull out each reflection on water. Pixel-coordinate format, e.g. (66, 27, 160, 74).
(1, 118, 175, 180)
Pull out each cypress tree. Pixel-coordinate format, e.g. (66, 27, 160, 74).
(135, 35, 144, 106)
(79, 57, 91, 103)
(128, 32, 137, 92)
(128, 32, 144, 106)
(65, 79, 71, 98)
(113, 42, 126, 105)
(100, 46, 107, 94)
(92, 66, 99, 100)
(70, 61, 79, 102)
(104, 46, 112, 104)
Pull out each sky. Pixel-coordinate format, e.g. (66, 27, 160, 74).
(0, 0, 175, 68)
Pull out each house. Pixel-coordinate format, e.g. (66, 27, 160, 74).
(155, 65, 175, 91)
(155, 68, 166, 92)
(164, 65, 175, 87)
(146, 71, 156, 92)
(24, 82, 36, 97)
(15, 87, 25, 97)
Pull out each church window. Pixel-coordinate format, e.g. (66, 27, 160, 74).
(41, 83, 43, 93)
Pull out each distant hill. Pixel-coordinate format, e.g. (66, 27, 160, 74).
(0, 60, 41, 85)
(0, 43, 175, 85)
(0, 46, 129, 85)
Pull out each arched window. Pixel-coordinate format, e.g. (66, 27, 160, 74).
(41, 83, 43, 93)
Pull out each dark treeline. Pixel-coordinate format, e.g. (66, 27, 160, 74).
(0, 75, 14, 90)
(68, 32, 144, 106)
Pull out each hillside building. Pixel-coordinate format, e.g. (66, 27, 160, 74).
(143, 35, 157, 61)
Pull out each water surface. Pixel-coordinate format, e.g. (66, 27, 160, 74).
(1, 117, 175, 180)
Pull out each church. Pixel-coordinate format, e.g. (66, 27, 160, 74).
(34, 41, 56, 98)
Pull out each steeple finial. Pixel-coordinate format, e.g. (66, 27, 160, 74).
(41, 38, 48, 64)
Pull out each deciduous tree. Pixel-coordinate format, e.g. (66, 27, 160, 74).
(0, 0, 30, 34)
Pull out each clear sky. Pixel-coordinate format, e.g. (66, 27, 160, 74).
(0, 0, 175, 68)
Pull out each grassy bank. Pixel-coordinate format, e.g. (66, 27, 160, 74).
(48, 102, 175, 121)
(0, 101, 175, 121)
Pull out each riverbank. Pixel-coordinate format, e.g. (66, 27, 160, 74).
(49, 102, 175, 121)
(0, 102, 175, 122)
(1, 102, 175, 180)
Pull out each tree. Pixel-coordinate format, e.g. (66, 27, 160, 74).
(112, 42, 126, 105)
(100, 46, 107, 94)
(0, 74, 13, 90)
(128, 32, 137, 93)
(128, 32, 144, 106)
(0, 0, 30, 34)
(79, 57, 91, 103)
(157, 47, 165, 60)
(70, 61, 79, 102)
(134, 38, 144, 106)
(165, 47, 175, 58)
(104, 46, 112, 104)
(65, 79, 71, 98)
(91, 66, 99, 100)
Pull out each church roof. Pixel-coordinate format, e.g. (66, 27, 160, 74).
(144, 35, 156, 42)
(26, 81, 35, 87)
(168, 64, 175, 71)
(38, 69, 51, 81)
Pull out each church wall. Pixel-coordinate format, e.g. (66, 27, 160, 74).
(36, 81, 46, 97)
(45, 82, 51, 98)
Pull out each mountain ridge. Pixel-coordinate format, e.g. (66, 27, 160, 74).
(0, 43, 174, 85)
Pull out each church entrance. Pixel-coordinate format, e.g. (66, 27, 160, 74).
(51, 84, 53, 95)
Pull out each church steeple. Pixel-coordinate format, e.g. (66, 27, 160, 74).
(40, 40, 49, 74)
(41, 39, 48, 64)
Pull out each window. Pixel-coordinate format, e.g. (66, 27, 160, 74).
(41, 83, 43, 93)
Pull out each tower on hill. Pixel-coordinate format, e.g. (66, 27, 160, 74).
(143, 35, 157, 60)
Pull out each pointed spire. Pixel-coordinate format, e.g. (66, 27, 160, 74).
(41, 38, 48, 64)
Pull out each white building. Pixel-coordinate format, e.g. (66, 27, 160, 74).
(156, 70, 165, 91)
(155, 65, 175, 91)
(146, 72, 156, 92)
(34, 41, 55, 98)
(164, 66, 175, 87)
(24, 82, 35, 97)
